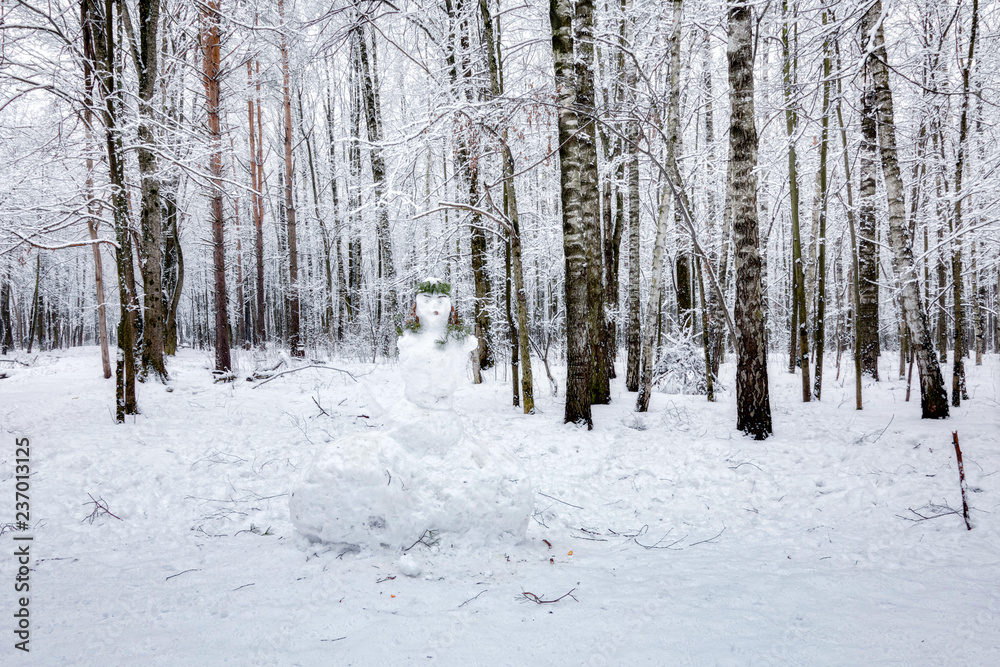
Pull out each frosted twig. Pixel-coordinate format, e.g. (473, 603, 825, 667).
(689, 527, 726, 547)
(458, 590, 488, 608)
(632, 525, 686, 550)
(538, 492, 583, 510)
(165, 569, 200, 581)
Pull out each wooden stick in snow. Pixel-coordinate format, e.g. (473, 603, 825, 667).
(952, 431, 972, 530)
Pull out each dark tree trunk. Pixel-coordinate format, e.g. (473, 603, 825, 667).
(86, 0, 138, 419)
(356, 22, 396, 349)
(857, 87, 880, 380)
(132, 0, 167, 381)
(729, 0, 772, 439)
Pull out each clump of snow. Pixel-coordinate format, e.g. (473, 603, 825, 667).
(289, 281, 534, 550)
(398, 553, 422, 577)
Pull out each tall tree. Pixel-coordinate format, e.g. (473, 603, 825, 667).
(279, 0, 303, 357)
(551, 0, 600, 427)
(356, 21, 396, 350)
(862, 1, 948, 419)
(857, 83, 880, 380)
(81, 4, 112, 378)
(623, 0, 641, 393)
(86, 0, 139, 419)
(202, 0, 231, 375)
(782, 0, 809, 401)
(728, 0, 772, 439)
(481, 0, 534, 412)
(636, 0, 683, 413)
(129, 0, 167, 381)
(248, 57, 266, 347)
(950, 0, 978, 406)
(812, 7, 831, 400)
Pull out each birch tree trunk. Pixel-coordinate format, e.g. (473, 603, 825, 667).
(623, 0, 641, 393)
(862, 1, 948, 419)
(636, 0, 682, 412)
(729, 0, 772, 439)
(551, 0, 599, 427)
(857, 84, 880, 380)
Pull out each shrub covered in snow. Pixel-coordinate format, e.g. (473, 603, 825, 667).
(651, 335, 711, 395)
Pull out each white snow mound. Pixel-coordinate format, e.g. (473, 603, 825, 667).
(288, 420, 533, 550)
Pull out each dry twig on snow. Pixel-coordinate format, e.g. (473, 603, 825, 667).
(517, 588, 578, 604)
(81, 494, 123, 524)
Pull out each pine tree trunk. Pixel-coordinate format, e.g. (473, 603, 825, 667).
(729, 0, 772, 439)
(202, 0, 231, 375)
(248, 58, 266, 347)
(279, 0, 303, 357)
(862, 1, 948, 419)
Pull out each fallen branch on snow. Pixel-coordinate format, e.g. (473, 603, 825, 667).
(252, 364, 357, 388)
(517, 588, 577, 604)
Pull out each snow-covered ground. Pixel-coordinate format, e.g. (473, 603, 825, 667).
(1, 346, 998, 665)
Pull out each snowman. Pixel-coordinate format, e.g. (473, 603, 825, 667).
(289, 279, 533, 553)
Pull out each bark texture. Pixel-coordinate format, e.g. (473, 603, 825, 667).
(863, 1, 948, 419)
(551, 0, 599, 427)
(202, 0, 231, 374)
(728, 0, 772, 438)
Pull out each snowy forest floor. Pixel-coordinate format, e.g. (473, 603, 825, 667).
(1, 346, 999, 666)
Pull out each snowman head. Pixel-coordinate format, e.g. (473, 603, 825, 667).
(412, 278, 454, 335)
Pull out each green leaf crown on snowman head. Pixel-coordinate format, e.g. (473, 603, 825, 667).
(416, 278, 451, 296)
